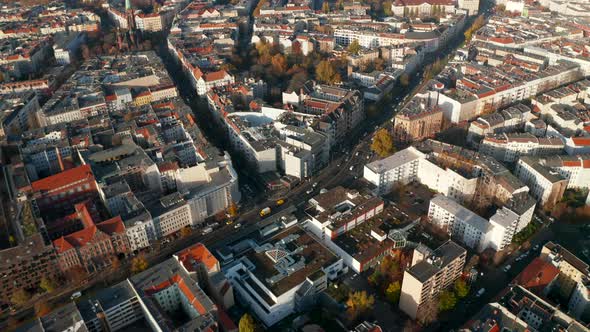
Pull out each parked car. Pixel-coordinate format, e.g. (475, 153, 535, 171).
(70, 291, 82, 300)
(476, 288, 486, 297)
(503, 265, 512, 272)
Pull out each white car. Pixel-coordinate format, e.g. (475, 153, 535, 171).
(503, 265, 512, 272)
(312, 182, 318, 188)
(70, 291, 82, 300)
(306, 189, 313, 194)
(349, 166, 354, 171)
(234, 223, 242, 229)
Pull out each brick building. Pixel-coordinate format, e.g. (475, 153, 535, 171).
(31, 164, 99, 213)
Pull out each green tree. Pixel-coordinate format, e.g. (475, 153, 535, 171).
(239, 313, 257, 332)
(438, 290, 457, 311)
(11, 289, 31, 306)
(371, 128, 396, 157)
(454, 279, 470, 298)
(346, 291, 375, 320)
(131, 255, 149, 274)
(39, 276, 57, 293)
(385, 281, 401, 304)
(316, 60, 340, 84)
(348, 39, 361, 55)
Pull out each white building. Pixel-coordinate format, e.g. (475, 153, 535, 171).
(196, 70, 234, 95)
(363, 146, 425, 194)
(428, 194, 533, 252)
(479, 133, 564, 163)
(224, 226, 343, 327)
(515, 156, 568, 208)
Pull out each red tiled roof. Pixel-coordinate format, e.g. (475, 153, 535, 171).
(145, 274, 208, 315)
(572, 137, 590, 146)
(176, 243, 218, 272)
(203, 70, 228, 82)
(514, 257, 559, 295)
(32, 164, 94, 193)
(97, 216, 125, 235)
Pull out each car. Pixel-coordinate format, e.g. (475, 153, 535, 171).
(226, 220, 233, 225)
(476, 288, 486, 297)
(306, 189, 313, 194)
(349, 166, 354, 171)
(533, 245, 539, 251)
(70, 291, 82, 300)
(503, 265, 512, 272)
(312, 182, 318, 188)
(355, 152, 360, 157)
(234, 223, 242, 229)
(337, 163, 341, 167)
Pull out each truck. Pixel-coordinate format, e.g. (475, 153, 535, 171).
(259, 207, 271, 217)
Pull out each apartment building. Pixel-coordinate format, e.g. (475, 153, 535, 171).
(479, 133, 564, 163)
(391, 0, 455, 17)
(540, 242, 590, 301)
(31, 164, 100, 213)
(224, 226, 343, 327)
(393, 94, 444, 144)
(515, 156, 568, 208)
(363, 146, 425, 194)
(0, 234, 60, 311)
(399, 241, 467, 323)
(174, 243, 235, 309)
(195, 70, 235, 95)
(305, 186, 385, 240)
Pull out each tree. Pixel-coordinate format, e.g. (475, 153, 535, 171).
(371, 129, 396, 157)
(438, 290, 457, 311)
(400, 73, 410, 87)
(271, 54, 287, 75)
(67, 266, 88, 285)
(180, 226, 192, 238)
(239, 313, 257, 332)
(385, 281, 401, 304)
(228, 202, 238, 218)
(131, 255, 149, 274)
(454, 279, 470, 298)
(39, 276, 57, 293)
(322, 1, 330, 13)
(11, 289, 31, 306)
(316, 60, 340, 84)
(346, 291, 375, 320)
(34, 301, 53, 317)
(348, 39, 361, 55)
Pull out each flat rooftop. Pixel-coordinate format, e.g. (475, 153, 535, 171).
(246, 225, 339, 297)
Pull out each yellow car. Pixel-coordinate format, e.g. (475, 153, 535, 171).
(276, 199, 285, 206)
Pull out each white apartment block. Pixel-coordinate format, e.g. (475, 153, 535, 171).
(428, 194, 530, 252)
(479, 134, 564, 163)
(364, 146, 478, 204)
(515, 157, 568, 208)
(195, 70, 234, 95)
(363, 147, 424, 194)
